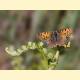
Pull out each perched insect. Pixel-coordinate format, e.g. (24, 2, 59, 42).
(37, 27, 73, 48)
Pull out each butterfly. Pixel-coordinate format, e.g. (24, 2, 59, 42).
(37, 27, 73, 48)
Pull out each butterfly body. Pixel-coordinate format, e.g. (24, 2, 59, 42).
(37, 28, 73, 48)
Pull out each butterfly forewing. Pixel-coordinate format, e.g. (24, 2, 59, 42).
(37, 32, 52, 41)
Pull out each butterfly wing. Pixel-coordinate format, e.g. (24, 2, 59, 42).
(59, 28, 73, 47)
(37, 32, 53, 46)
(48, 28, 73, 48)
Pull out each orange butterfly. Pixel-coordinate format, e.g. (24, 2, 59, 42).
(37, 28, 73, 48)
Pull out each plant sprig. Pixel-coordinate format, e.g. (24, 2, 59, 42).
(5, 41, 60, 70)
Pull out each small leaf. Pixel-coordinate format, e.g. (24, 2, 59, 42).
(43, 48, 47, 53)
(39, 42, 44, 47)
(17, 49, 23, 53)
(47, 53, 53, 59)
(28, 42, 32, 46)
(54, 50, 59, 60)
(21, 45, 28, 51)
(5, 46, 20, 56)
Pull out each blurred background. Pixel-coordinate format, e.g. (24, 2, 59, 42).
(0, 10, 80, 70)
